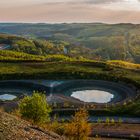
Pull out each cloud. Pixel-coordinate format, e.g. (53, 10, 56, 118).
(41, 0, 125, 5)
(0, 0, 140, 23)
(0, 2, 140, 23)
(84, 0, 124, 4)
(0, 0, 127, 7)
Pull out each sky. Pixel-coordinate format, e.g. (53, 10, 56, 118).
(0, 0, 140, 23)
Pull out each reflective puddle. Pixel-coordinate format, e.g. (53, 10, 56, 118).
(0, 94, 17, 101)
(71, 90, 114, 103)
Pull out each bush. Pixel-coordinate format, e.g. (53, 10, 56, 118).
(105, 117, 110, 125)
(111, 118, 115, 125)
(97, 118, 102, 124)
(48, 115, 65, 135)
(19, 92, 51, 124)
(64, 108, 91, 140)
(118, 118, 123, 125)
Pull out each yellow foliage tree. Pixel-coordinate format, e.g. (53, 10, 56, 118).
(64, 108, 91, 140)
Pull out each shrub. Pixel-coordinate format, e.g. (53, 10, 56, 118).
(64, 108, 91, 140)
(105, 117, 110, 125)
(97, 118, 102, 124)
(19, 92, 51, 124)
(48, 115, 65, 135)
(118, 118, 123, 125)
(111, 118, 115, 125)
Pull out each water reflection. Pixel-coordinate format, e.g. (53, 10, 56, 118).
(0, 94, 17, 101)
(71, 90, 114, 103)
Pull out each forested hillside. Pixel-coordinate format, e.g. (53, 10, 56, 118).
(0, 23, 140, 63)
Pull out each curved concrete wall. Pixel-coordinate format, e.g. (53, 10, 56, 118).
(0, 80, 137, 104)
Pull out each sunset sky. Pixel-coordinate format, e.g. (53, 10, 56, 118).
(0, 0, 140, 23)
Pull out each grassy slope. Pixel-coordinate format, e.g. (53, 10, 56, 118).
(0, 51, 140, 84)
(107, 60, 140, 70)
(0, 50, 73, 62)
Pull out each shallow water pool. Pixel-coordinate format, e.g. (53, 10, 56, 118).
(0, 94, 17, 101)
(71, 90, 114, 103)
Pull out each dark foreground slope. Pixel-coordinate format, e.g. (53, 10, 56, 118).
(0, 111, 63, 140)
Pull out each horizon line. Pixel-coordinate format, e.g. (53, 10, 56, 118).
(0, 22, 139, 25)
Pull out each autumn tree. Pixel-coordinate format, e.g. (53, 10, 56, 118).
(64, 108, 91, 140)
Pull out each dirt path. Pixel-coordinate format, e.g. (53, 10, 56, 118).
(91, 124, 140, 139)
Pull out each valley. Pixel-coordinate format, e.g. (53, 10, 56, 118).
(0, 23, 140, 139)
(0, 23, 140, 63)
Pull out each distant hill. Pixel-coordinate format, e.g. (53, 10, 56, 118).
(0, 23, 140, 63)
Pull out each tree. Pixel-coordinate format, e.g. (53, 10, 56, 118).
(19, 92, 51, 124)
(64, 108, 91, 140)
